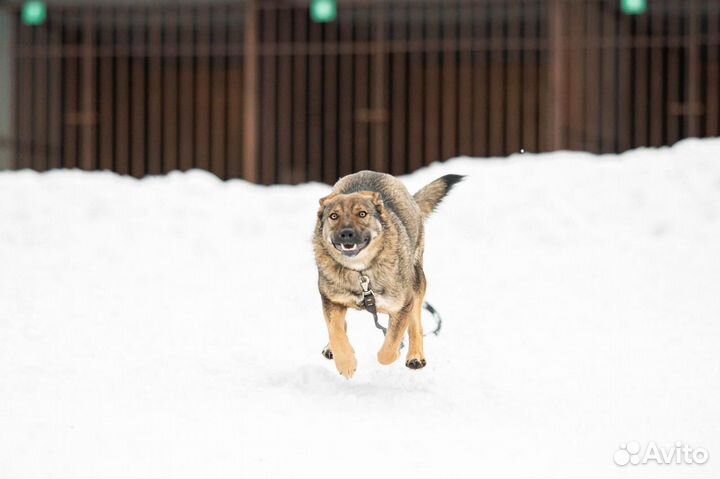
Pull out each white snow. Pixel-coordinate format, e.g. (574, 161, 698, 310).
(1, 139, 719, 478)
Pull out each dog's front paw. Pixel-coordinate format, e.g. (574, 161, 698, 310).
(405, 357, 427, 370)
(321, 345, 333, 360)
(377, 347, 400, 365)
(334, 353, 357, 379)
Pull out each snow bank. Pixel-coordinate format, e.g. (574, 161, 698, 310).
(1, 139, 719, 478)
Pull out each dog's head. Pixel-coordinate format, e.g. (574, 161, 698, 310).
(317, 191, 385, 267)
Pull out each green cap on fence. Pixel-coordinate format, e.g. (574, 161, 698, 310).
(21, 1, 47, 26)
(310, 0, 337, 23)
(620, 0, 647, 15)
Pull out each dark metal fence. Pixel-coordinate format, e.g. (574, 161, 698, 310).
(2, 0, 720, 184)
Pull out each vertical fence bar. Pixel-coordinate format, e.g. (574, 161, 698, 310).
(32, 17, 48, 170)
(370, 2, 386, 172)
(291, 6, 307, 183)
(338, 4, 354, 178)
(48, 8, 63, 169)
(195, 5, 211, 173)
(537, 1, 549, 151)
(488, 1, 504, 155)
(276, 5, 292, 183)
(567, 1, 584, 150)
(407, 2, 424, 170)
(0, 10, 14, 170)
(64, 8, 79, 168)
(354, 5, 369, 171)
(441, 0, 457, 162)
(506, 0, 521, 154)
(130, 7, 146, 177)
(472, 1, 488, 157)
(424, 1, 440, 164)
(243, 0, 259, 182)
(583, 1, 600, 152)
(600, 3, 616, 152)
(667, 2, 680, 144)
(260, 4, 277, 184)
(686, 0, 700, 138)
(390, 2, 408, 175)
(307, 12, 322, 181)
(210, 5, 227, 179)
(633, 9, 648, 147)
(323, 10, 339, 182)
(16, 19, 32, 169)
(179, 6, 195, 171)
(649, 3, 664, 146)
(81, 9, 96, 171)
(115, 6, 129, 174)
(707, 0, 719, 137)
(548, 0, 566, 151)
(225, 6, 243, 179)
(147, 7, 163, 175)
(522, 0, 539, 153)
(163, 7, 179, 173)
(99, 7, 114, 172)
(617, 11, 631, 152)
(457, 1, 472, 156)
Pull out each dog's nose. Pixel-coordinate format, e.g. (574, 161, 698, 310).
(338, 228, 356, 241)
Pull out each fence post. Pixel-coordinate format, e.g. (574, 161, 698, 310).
(243, 0, 259, 183)
(548, 0, 566, 151)
(0, 9, 14, 170)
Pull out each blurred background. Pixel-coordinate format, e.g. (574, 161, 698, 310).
(0, 0, 718, 184)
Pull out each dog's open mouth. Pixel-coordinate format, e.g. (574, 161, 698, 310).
(333, 238, 370, 257)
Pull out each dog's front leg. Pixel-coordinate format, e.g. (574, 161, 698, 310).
(322, 297, 356, 379)
(377, 300, 414, 365)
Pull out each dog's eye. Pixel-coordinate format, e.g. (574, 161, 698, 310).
(329, 213, 339, 220)
(359, 211, 367, 218)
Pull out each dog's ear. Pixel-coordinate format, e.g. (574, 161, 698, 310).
(358, 191, 383, 211)
(319, 193, 338, 207)
(317, 193, 337, 219)
(371, 192, 384, 210)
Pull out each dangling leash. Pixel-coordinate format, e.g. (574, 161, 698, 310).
(359, 275, 443, 345)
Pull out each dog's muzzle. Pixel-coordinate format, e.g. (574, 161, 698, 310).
(332, 228, 371, 257)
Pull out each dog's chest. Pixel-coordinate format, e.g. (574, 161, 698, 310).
(371, 292, 404, 314)
(354, 287, 403, 314)
(330, 286, 403, 314)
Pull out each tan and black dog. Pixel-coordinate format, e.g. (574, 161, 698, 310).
(313, 171, 463, 378)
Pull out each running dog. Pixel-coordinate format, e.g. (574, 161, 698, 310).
(313, 171, 463, 378)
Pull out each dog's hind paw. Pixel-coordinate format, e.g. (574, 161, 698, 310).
(405, 358, 427, 370)
(322, 347, 333, 360)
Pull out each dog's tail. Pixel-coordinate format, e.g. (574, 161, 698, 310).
(413, 174, 465, 221)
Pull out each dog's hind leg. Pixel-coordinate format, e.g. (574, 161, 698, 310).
(405, 295, 427, 369)
(322, 297, 356, 379)
(406, 266, 427, 369)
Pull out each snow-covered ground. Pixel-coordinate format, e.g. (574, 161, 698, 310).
(1, 139, 719, 478)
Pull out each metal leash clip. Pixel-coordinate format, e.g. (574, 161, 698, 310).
(359, 275, 372, 296)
